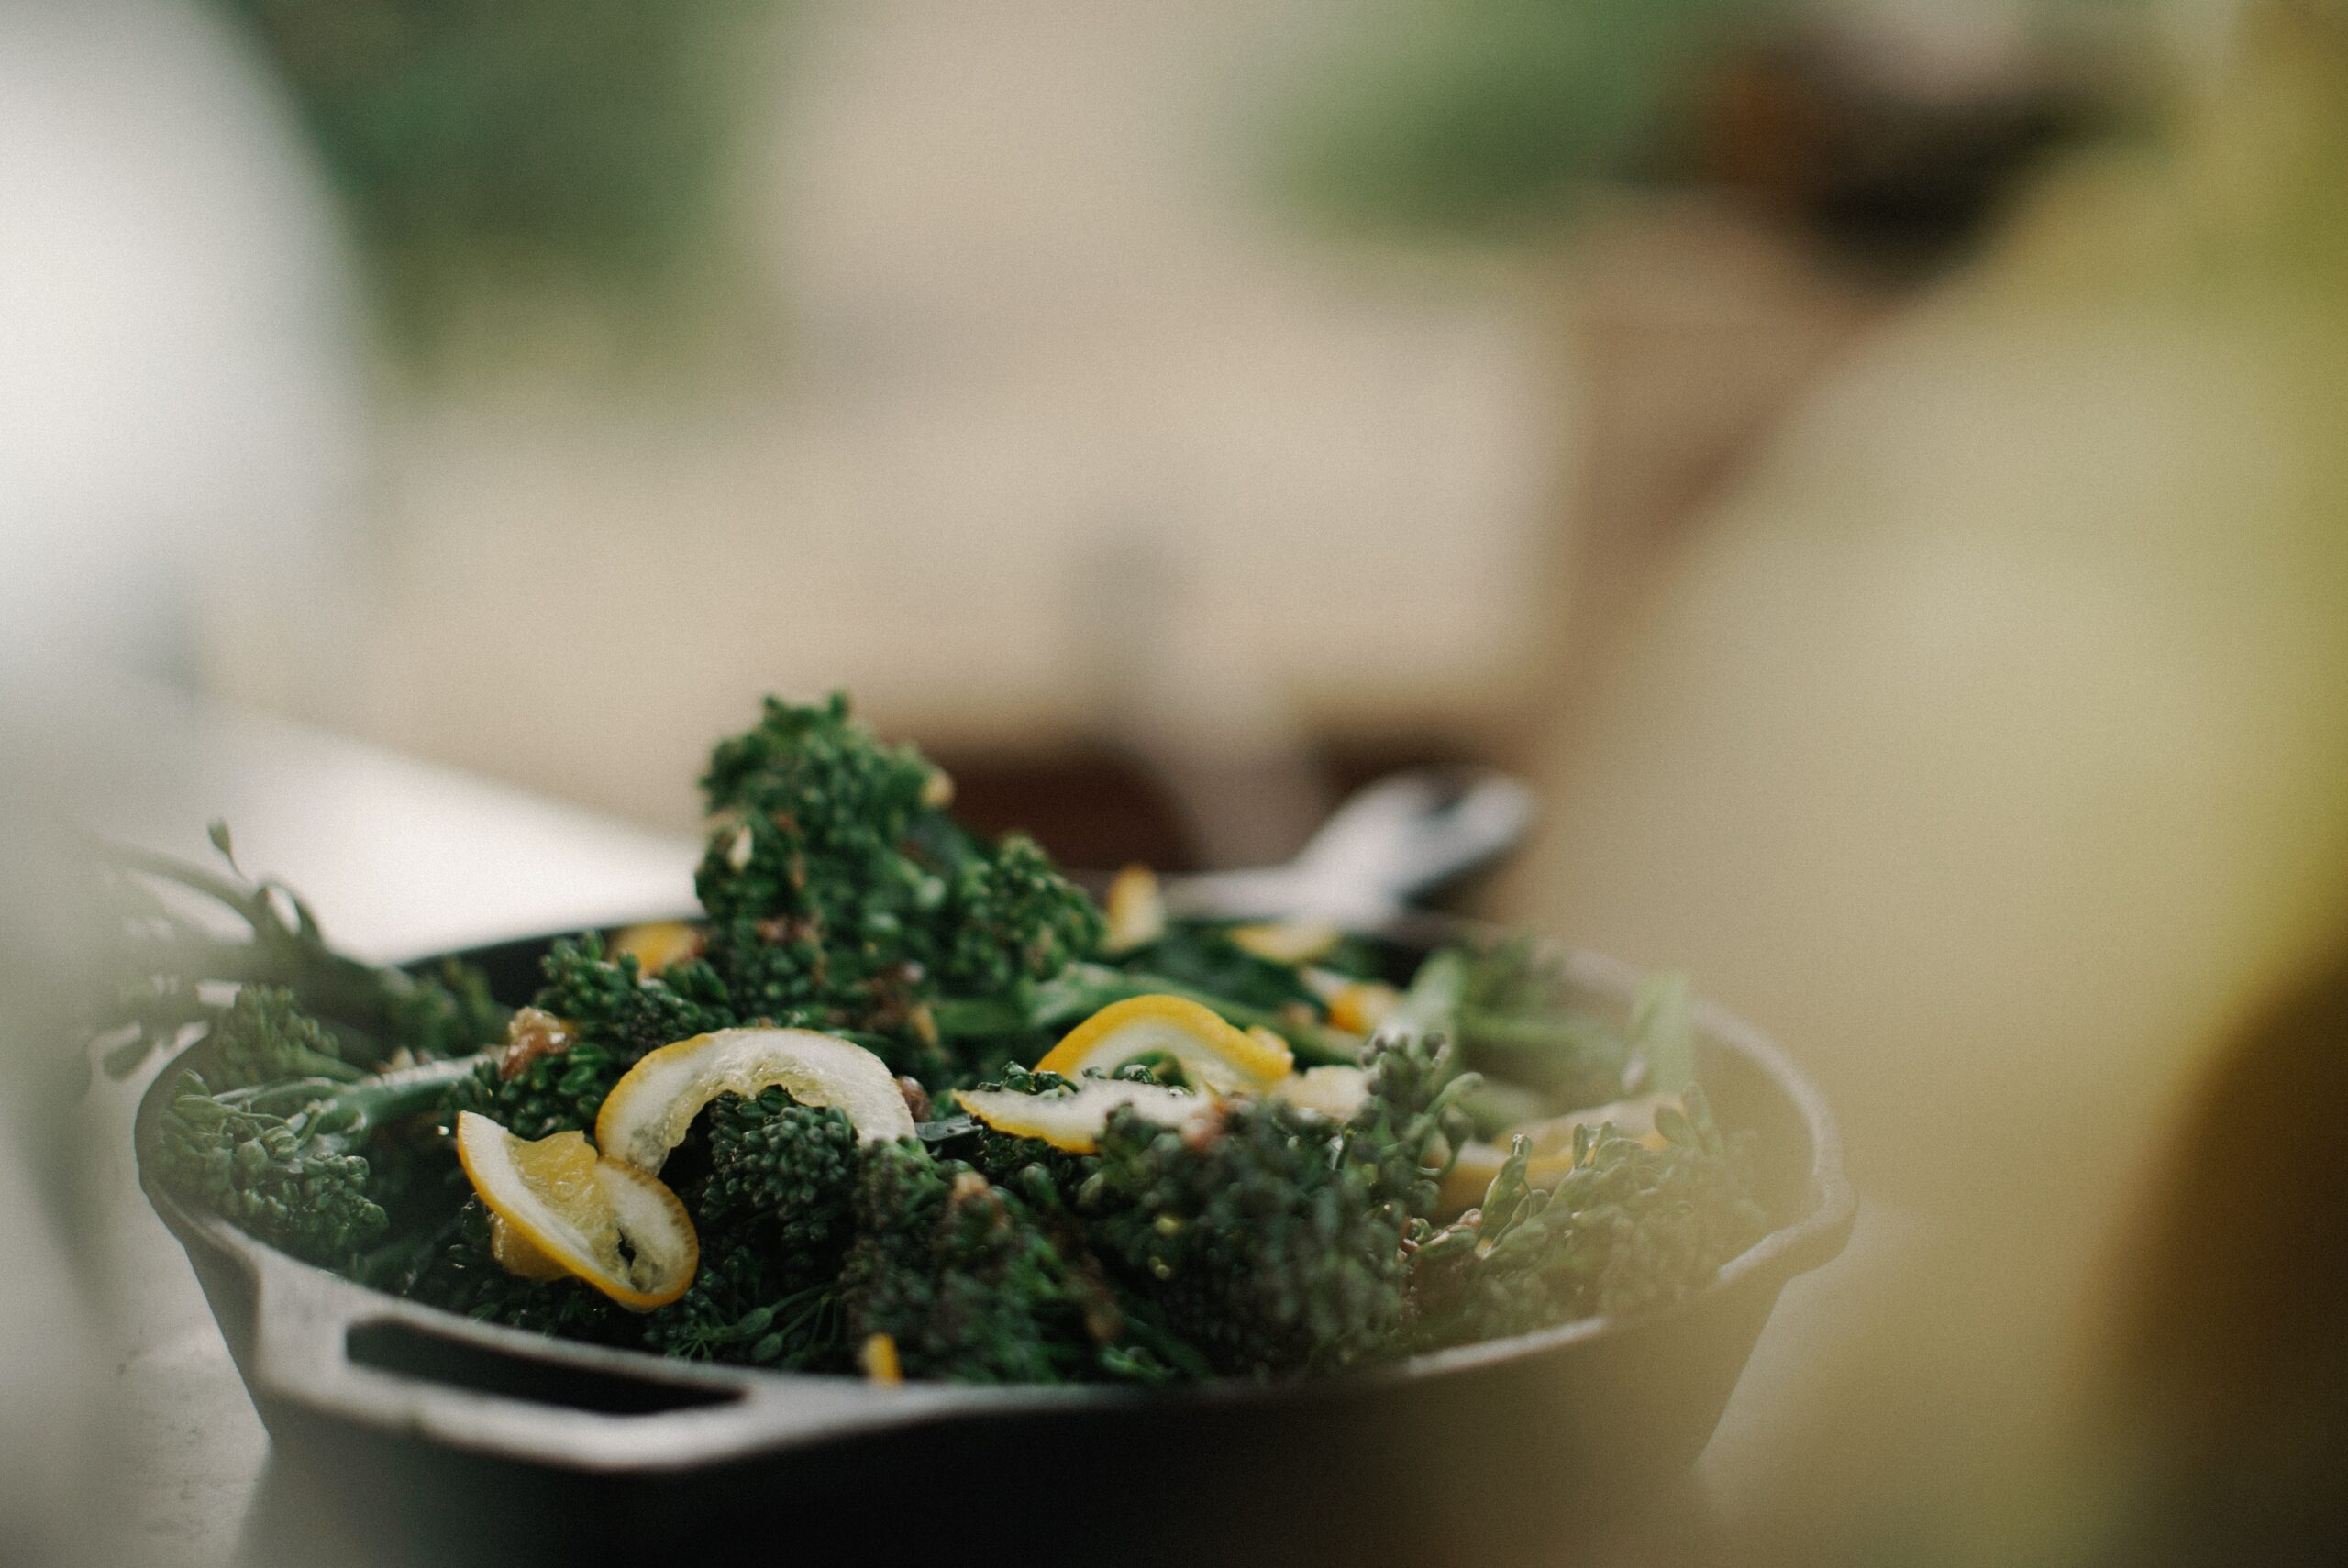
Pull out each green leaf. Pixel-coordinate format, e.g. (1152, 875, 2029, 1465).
(1629, 972, 1697, 1096)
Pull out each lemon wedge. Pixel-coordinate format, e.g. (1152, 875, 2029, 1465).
(595, 1028, 915, 1175)
(955, 1078, 1212, 1153)
(453, 1111, 699, 1309)
(1035, 994, 1292, 1092)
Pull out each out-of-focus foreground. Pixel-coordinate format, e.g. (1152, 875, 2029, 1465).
(6, 1, 2348, 1564)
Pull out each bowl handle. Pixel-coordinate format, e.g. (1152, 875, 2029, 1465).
(239, 1248, 964, 1466)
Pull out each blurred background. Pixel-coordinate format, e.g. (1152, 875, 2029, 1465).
(6, 0, 2348, 1562)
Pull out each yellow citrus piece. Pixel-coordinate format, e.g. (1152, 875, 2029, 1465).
(453, 1111, 698, 1310)
(1324, 980, 1401, 1035)
(1036, 994, 1292, 1092)
(955, 1079, 1212, 1154)
(488, 1215, 570, 1281)
(1270, 1065, 1370, 1121)
(1437, 1094, 1679, 1212)
(1228, 919, 1342, 966)
(1102, 864, 1166, 953)
(859, 1332, 903, 1384)
(595, 1028, 915, 1175)
(611, 920, 702, 977)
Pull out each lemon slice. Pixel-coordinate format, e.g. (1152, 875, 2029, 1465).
(488, 1213, 571, 1281)
(1035, 995, 1293, 1092)
(1102, 864, 1166, 954)
(1437, 1094, 1679, 1212)
(453, 1111, 699, 1310)
(859, 1332, 904, 1384)
(1228, 919, 1343, 966)
(1302, 970, 1402, 1035)
(1270, 1064, 1369, 1121)
(610, 920, 702, 977)
(595, 1028, 915, 1175)
(955, 1079, 1212, 1153)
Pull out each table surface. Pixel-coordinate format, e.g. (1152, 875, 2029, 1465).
(52, 685, 1877, 1568)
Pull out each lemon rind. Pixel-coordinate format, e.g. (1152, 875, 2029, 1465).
(596, 1027, 916, 1175)
(955, 1079, 1211, 1153)
(454, 1111, 697, 1310)
(1036, 995, 1292, 1092)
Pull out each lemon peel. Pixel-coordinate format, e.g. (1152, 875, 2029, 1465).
(1324, 979, 1401, 1035)
(955, 1078, 1212, 1154)
(1270, 1064, 1370, 1121)
(595, 1028, 914, 1175)
(609, 920, 702, 977)
(454, 1111, 698, 1310)
(1227, 919, 1343, 966)
(860, 1332, 904, 1384)
(1102, 864, 1166, 954)
(1035, 994, 1292, 1092)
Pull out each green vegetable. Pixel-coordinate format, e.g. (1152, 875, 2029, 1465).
(836, 1142, 1113, 1384)
(127, 690, 1770, 1386)
(1406, 1085, 1768, 1346)
(1075, 1034, 1477, 1378)
(155, 988, 486, 1268)
(95, 823, 507, 1078)
(638, 1088, 866, 1367)
(560, 692, 1109, 1087)
(400, 1200, 645, 1348)
(444, 933, 737, 1139)
(1446, 935, 1700, 1110)
(929, 960, 1361, 1066)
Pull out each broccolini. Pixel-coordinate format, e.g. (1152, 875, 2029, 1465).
(123, 690, 1773, 1387)
(155, 988, 485, 1267)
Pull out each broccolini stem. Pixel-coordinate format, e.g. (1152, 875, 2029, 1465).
(922, 995, 1028, 1037)
(1448, 1009, 1616, 1054)
(330, 1053, 498, 1132)
(104, 840, 510, 1066)
(203, 1053, 487, 1132)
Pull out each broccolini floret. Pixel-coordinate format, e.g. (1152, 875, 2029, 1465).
(1071, 1033, 1476, 1379)
(933, 834, 1106, 996)
(444, 934, 743, 1139)
(402, 1199, 646, 1347)
(631, 1089, 866, 1368)
(537, 693, 1106, 1088)
(697, 1088, 861, 1240)
(645, 1247, 841, 1367)
(534, 934, 740, 1058)
(156, 990, 483, 1269)
(1080, 1098, 1407, 1377)
(837, 1142, 1116, 1383)
(1406, 1085, 1769, 1348)
(206, 982, 365, 1088)
(691, 693, 1102, 1063)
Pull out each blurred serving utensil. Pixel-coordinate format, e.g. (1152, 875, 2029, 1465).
(1160, 768, 1534, 928)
